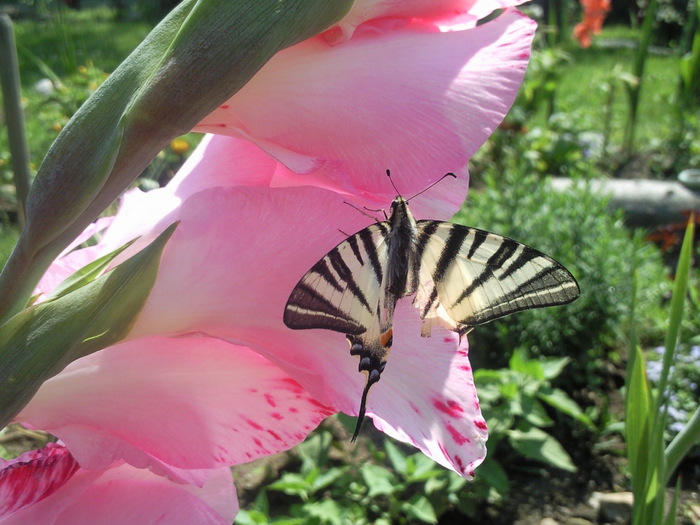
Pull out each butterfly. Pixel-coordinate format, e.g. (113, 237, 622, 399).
(283, 172, 580, 441)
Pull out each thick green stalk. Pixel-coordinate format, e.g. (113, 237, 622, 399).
(0, 0, 352, 324)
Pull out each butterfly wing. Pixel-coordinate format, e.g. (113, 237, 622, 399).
(284, 221, 397, 440)
(283, 221, 392, 336)
(414, 221, 580, 336)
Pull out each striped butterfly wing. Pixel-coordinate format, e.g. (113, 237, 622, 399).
(414, 221, 580, 337)
(283, 222, 391, 336)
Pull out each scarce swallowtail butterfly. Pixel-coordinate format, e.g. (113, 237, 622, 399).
(283, 171, 580, 441)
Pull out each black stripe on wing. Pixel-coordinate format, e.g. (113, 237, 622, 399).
(284, 222, 390, 335)
(415, 221, 579, 329)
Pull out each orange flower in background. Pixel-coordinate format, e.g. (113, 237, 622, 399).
(169, 137, 190, 155)
(573, 0, 611, 47)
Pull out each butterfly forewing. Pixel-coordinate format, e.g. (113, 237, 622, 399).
(284, 222, 391, 335)
(414, 221, 579, 334)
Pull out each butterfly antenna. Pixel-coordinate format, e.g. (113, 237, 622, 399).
(407, 172, 457, 202)
(385, 169, 401, 196)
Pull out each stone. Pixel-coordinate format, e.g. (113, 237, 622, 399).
(589, 491, 634, 523)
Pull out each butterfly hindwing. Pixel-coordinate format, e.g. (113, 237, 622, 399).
(414, 220, 580, 336)
(283, 221, 391, 336)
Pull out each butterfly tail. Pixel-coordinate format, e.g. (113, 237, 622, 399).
(351, 371, 379, 442)
(347, 328, 393, 441)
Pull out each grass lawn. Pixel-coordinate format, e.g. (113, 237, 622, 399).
(524, 25, 683, 150)
(554, 43, 680, 147)
(12, 6, 153, 86)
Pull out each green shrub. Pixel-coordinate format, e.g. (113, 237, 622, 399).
(235, 427, 475, 525)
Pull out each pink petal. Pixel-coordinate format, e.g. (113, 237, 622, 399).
(165, 134, 279, 198)
(103, 185, 488, 478)
(361, 302, 488, 478)
(108, 184, 460, 413)
(196, 10, 535, 200)
(0, 443, 79, 519)
(16, 335, 333, 475)
(325, 0, 531, 41)
(125, 181, 461, 335)
(2, 461, 236, 525)
(34, 148, 468, 448)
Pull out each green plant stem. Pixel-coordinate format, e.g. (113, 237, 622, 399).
(0, 14, 32, 226)
(665, 405, 700, 485)
(656, 219, 693, 409)
(623, 0, 658, 153)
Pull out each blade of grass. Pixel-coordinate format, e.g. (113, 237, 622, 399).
(646, 214, 694, 522)
(627, 345, 651, 525)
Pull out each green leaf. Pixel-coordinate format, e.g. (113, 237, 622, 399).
(249, 490, 270, 515)
(268, 518, 306, 525)
(302, 500, 344, 525)
(297, 430, 332, 473)
(269, 473, 310, 497)
(424, 475, 448, 494)
(311, 467, 348, 494)
(48, 238, 137, 300)
(401, 495, 437, 524)
(483, 404, 515, 437)
(509, 349, 544, 379)
(235, 510, 270, 525)
(508, 426, 577, 472)
(384, 439, 408, 475)
(538, 386, 595, 430)
(360, 464, 398, 498)
(626, 345, 651, 505)
(407, 453, 445, 483)
(475, 457, 510, 496)
(520, 396, 553, 428)
(539, 357, 570, 380)
(0, 224, 176, 428)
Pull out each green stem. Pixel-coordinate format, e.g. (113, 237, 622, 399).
(623, 0, 659, 153)
(0, 15, 32, 227)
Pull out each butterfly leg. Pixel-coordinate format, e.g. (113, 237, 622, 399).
(347, 328, 393, 442)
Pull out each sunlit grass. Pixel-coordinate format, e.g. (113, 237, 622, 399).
(527, 25, 681, 149)
(13, 6, 153, 85)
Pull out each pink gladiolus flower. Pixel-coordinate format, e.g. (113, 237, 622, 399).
(196, 7, 536, 201)
(11, 1, 535, 519)
(0, 443, 237, 524)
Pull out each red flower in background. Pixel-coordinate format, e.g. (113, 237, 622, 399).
(573, 0, 611, 48)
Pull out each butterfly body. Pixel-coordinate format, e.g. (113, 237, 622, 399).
(283, 194, 579, 441)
